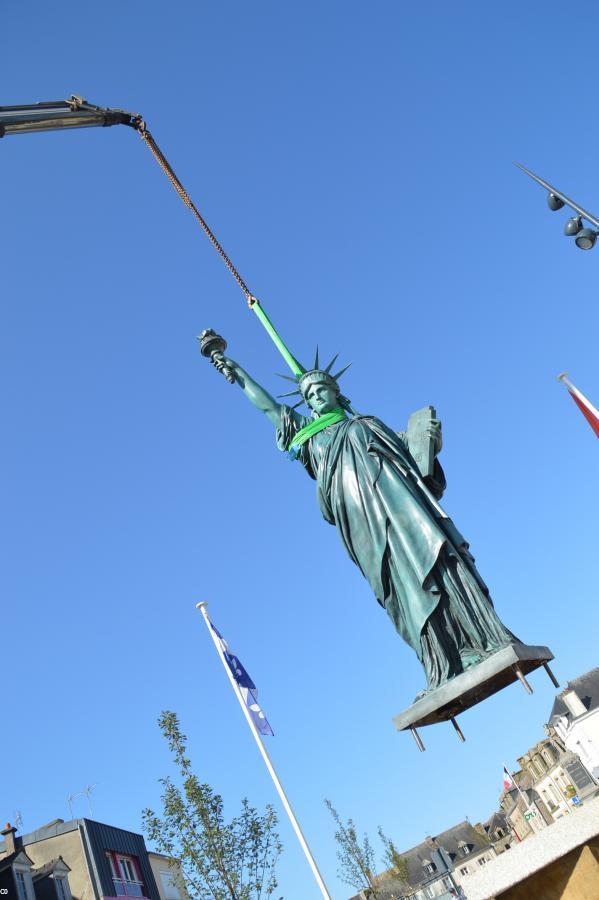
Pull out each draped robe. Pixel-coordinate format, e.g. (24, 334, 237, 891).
(277, 407, 515, 691)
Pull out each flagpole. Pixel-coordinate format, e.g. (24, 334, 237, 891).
(504, 762, 528, 806)
(196, 602, 332, 900)
(558, 372, 599, 419)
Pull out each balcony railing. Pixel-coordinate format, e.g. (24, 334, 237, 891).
(111, 879, 145, 897)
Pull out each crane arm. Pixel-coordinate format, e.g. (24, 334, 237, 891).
(0, 94, 142, 138)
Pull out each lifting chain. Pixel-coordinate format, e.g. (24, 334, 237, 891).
(136, 123, 254, 303)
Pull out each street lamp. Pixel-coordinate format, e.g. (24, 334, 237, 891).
(515, 161, 599, 252)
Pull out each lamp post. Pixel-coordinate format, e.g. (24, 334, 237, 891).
(515, 162, 599, 251)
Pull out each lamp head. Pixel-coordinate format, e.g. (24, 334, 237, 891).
(547, 192, 565, 211)
(564, 216, 583, 237)
(575, 227, 598, 250)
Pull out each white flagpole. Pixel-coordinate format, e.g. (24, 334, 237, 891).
(503, 763, 528, 806)
(196, 602, 332, 900)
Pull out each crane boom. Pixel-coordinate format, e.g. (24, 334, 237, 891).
(0, 94, 141, 138)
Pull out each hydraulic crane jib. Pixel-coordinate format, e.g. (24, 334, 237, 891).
(0, 95, 142, 138)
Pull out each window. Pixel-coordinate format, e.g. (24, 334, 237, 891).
(15, 871, 29, 900)
(423, 887, 434, 899)
(478, 857, 487, 867)
(424, 863, 436, 874)
(459, 866, 469, 876)
(442, 876, 454, 890)
(460, 845, 471, 856)
(496, 827, 505, 838)
(106, 853, 145, 898)
(55, 877, 69, 900)
(547, 785, 560, 805)
(159, 871, 181, 900)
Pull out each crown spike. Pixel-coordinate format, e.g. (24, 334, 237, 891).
(314, 345, 320, 369)
(278, 389, 302, 398)
(276, 373, 300, 383)
(324, 353, 339, 373)
(332, 362, 352, 380)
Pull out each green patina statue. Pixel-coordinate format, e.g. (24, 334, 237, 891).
(200, 315, 515, 696)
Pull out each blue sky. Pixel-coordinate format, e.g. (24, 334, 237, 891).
(2, 2, 599, 898)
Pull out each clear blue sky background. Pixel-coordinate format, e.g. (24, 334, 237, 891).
(2, 3, 599, 898)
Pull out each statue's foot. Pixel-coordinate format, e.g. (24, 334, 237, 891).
(413, 687, 431, 702)
(460, 651, 485, 670)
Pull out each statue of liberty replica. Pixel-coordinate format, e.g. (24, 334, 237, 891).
(200, 299, 555, 745)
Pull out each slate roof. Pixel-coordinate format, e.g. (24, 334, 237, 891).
(549, 667, 599, 724)
(433, 820, 491, 861)
(482, 811, 510, 840)
(375, 820, 492, 892)
(0, 849, 34, 872)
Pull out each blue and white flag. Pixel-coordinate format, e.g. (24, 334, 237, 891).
(210, 622, 274, 736)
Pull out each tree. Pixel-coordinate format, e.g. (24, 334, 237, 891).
(324, 799, 379, 898)
(377, 828, 409, 892)
(142, 711, 282, 900)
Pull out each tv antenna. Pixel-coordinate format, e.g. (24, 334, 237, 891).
(67, 784, 97, 819)
(83, 784, 97, 817)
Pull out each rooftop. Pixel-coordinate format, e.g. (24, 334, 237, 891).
(549, 666, 599, 724)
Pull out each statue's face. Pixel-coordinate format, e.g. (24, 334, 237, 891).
(305, 381, 339, 415)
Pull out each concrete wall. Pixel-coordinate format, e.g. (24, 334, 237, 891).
(23, 830, 94, 900)
(459, 797, 599, 900)
(498, 836, 599, 899)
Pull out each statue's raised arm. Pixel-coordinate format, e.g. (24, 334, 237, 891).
(199, 327, 286, 427)
(224, 357, 283, 427)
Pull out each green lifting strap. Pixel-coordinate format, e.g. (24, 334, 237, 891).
(250, 299, 305, 378)
(288, 407, 348, 453)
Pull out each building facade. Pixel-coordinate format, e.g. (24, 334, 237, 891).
(349, 821, 496, 899)
(548, 667, 599, 783)
(0, 818, 186, 900)
(517, 735, 596, 820)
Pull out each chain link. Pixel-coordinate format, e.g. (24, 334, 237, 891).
(138, 126, 253, 301)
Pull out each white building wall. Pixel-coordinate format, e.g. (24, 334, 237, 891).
(554, 708, 599, 780)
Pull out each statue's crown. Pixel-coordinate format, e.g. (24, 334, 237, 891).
(249, 297, 351, 410)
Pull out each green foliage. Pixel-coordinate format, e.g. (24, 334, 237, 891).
(377, 827, 409, 886)
(324, 799, 379, 897)
(142, 711, 282, 900)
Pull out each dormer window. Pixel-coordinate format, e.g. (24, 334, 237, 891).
(55, 875, 71, 900)
(107, 853, 145, 898)
(14, 867, 35, 900)
(458, 842, 471, 857)
(422, 857, 436, 874)
(15, 870, 29, 900)
(32, 854, 73, 900)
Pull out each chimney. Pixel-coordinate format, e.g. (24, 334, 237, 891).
(1, 823, 16, 855)
(562, 689, 587, 718)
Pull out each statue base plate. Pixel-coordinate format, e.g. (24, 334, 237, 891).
(393, 643, 557, 750)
